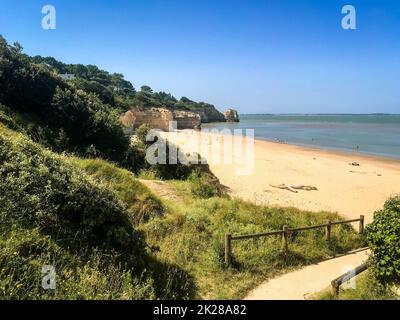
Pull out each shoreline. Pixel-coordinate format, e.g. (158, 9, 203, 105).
(253, 137, 400, 170)
(201, 125, 400, 165)
(162, 129, 400, 223)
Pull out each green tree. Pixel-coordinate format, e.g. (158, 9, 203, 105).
(140, 85, 153, 93)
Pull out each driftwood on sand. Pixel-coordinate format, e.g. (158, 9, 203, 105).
(349, 162, 360, 167)
(269, 184, 318, 193)
(349, 170, 367, 175)
(291, 185, 318, 191)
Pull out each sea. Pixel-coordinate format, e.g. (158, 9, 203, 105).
(202, 114, 400, 160)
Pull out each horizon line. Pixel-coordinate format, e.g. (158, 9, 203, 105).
(238, 113, 400, 116)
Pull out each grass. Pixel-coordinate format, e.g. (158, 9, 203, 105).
(55, 159, 366, 299)
(140, 179, 365, 299)
(311, 271, 399, 300)
(72, 158, 164, 224)
(137, 168, 159, 180)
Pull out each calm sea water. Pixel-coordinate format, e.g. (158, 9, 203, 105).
(202, 114, 400, 159)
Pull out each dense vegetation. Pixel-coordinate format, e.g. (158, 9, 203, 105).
(366, 196, 400, 284)
(0, 36, 128, 161)
(31, 53, 225, 118)
(0, 125, 195, 299)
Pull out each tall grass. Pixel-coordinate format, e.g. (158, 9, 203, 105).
(72, 158, 164, 224)
(312, 271, 399, 300)
(141, 180, 365, 299)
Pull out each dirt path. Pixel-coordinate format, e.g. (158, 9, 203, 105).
(245, 248, 370, 300)
(138, 179, 184, 204)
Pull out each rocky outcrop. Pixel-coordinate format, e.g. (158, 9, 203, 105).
(121, 105, 238, 134)
(173, 110, 202, 129)
(191, 105, 226, 123)
(121, 108, 201, 133)
(121, 108, 173, 133)
(224, 109, 240, 122)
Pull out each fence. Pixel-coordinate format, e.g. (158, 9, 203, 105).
(331, 262, 369, 298)
(224, 215, 365, 267)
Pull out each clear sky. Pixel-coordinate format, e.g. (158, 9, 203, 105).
(0, 0, 399, 114)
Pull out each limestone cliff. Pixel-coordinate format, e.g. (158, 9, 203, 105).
(224, 109, 240, 122)
(121, 108, 173, 133)
(121, 104, 238, 134)
(190, 105, 226, 123)
(121, 108, 201, 133)
(173, 110, 202, 129)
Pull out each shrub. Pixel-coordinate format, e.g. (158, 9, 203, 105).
(366, 196, 400, 284)
(189, 170, 217, 199)
(0, 105, 21, 131)
(189, 168, 227, 199)
(0, 226, 156, 300)
(125, 134, 194, 180)
(0, 37, 129, 161)
(50, 87, 129, 159)
(0, 132, 147, 269)
(0, 127, 196, 299)
(123, 144, 148, 174)
(135, 124, 151, 145)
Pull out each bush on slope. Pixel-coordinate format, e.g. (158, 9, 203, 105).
(0, 125, 195, 299)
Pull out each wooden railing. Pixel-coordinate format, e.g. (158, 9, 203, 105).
(331, 262, 369, 298)
(224, 215, 365, 267)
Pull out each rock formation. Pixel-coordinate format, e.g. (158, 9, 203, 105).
(224, 109, 240, 122)
(189, 105, 226, 123)
(121, 106, 239, 134)
(121, 108, 201, 133)
(173, 110, 202, 129)
(121, 108, 172, 133)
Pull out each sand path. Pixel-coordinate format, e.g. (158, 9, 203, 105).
(245, 248, 370, 300)
(138, 179, 184, 204)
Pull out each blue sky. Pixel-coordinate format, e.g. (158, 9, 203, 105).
(0, 0, 399, 114)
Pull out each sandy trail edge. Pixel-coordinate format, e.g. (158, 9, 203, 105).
(245, 248, 370, 300)
(138, 179, 184, 204)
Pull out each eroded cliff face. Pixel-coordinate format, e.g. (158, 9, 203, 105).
(121, 108, 201, 133)
(121, 108, 172, 133)
(173, 110, 202, 129)
(224, 109, 240, 122)
(192, 105, 226, 123)
(121, 105, 238, 133)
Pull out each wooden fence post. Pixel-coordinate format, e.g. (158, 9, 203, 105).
(225, 234, 232, 267)
(331, 280, 340, 299)
(359, 215, 365, 234)
(325, 220, 331, 241)
(282, 225, 289, 255)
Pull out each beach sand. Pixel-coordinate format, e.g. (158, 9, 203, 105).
(160, 130, 400, 224)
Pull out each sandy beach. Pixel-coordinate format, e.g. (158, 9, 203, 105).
(161, 130, 400, 224)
